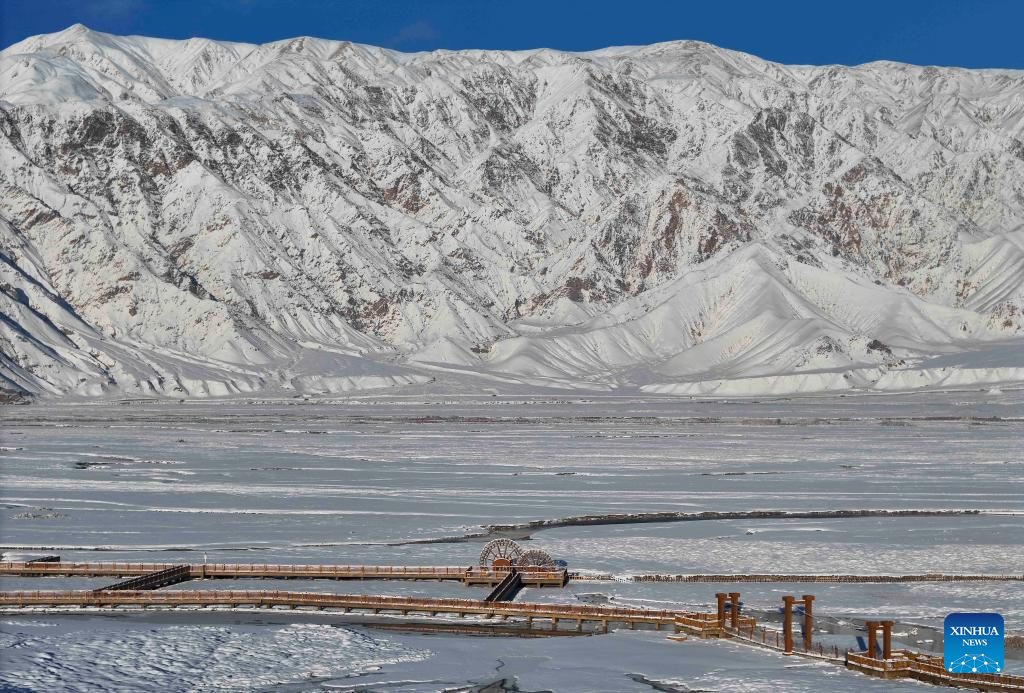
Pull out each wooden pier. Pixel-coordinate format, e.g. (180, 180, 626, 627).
(1, 582, 1022, 692)
(0, 589, 682, 632)
(628, 572, 1024, 583)
(4, 563, 1016, 586)
(4, 561, 1023, 692)
(0, 561, 567, 588)
(846, 651, 1024, 691)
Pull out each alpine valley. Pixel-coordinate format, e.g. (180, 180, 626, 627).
(2, 24, 1023, 399)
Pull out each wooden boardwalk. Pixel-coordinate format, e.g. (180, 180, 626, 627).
(6, 562, 1015, 586)
(846, 651, 1024, 692)
(0, 562, 567, 587)
(2, 587, 1021, 691)
(629, 572, 1024, 583)
(0, 590, 681, 631)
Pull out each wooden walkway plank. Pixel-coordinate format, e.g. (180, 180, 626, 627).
(94, 565, 192, 592)
(0, 562, 566, 586)
(0, 589, 684, 627)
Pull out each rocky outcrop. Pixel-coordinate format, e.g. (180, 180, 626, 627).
(0, 26, 1022, 397)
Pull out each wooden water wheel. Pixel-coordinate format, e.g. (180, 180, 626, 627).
(479, 538, 524, 569)
(517, 549, 555, 569)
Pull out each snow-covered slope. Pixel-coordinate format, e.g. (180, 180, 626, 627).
(1, 25, 1022, 398)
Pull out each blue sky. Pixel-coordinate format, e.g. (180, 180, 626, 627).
(2, 0, 1022, 68)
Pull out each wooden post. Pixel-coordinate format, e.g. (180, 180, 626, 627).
(866, 621, 878, 659)
(881, 620, 894, 660)
(729, 592, 740, 629)
(782, 596, 795, 655)
(802, 595, 814, 651)
(715, 592, 727, 628)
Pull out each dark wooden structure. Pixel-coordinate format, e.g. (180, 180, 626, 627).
(94, 565, 192, 592)
(485, 569, 525, 602)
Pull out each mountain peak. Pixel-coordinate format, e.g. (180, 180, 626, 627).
(0, 27, 1022, 398)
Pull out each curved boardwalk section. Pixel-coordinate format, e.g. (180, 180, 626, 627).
(4, 589, 1024, 691)
(0, 590, 680, 631)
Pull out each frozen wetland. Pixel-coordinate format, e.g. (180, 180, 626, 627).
(1, 390, 1022, 691)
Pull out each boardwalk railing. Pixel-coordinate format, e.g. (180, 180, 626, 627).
(721, 620, 852, 662)
(846, 652, 913, 675)
(846, 651, 1024, 691)
(0, 562, 565, 585)
(465, 567, 567, 586)
(0, 590, 692, 628)
(908, 658, 1024, 690)
(2, 562, 180, 576)
(0, 562, 469, 577)
(5, 588, 1021, 690)
(6, 563, 1018, 585)
(632, 573, 1024, 583)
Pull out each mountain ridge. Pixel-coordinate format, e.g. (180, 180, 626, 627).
(1, 25, 1022, 398)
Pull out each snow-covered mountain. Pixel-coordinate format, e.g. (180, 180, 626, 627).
(1, 24, 1023, 399)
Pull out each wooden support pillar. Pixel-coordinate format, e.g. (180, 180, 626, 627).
(866, 621, 879, 659)
(729, 592, 740, 629)
(802, 595, 814, 652)
(602, 619, 609, 633)
(551, 617, 559, 631)
(782, 596, 795, 655)
(881, 620, 894, 660)
(715, 592, 727, 628)
(576, 619, 583, 632)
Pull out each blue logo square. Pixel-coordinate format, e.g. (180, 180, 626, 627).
(944, 612, 1004, 673)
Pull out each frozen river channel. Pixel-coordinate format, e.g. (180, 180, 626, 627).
(1, 390, 1022, 691)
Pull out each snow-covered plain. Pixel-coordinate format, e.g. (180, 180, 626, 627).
(3, 22, 1023, 691)
(0, 615, 936, 693)
(1, 391, 1022, 690)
